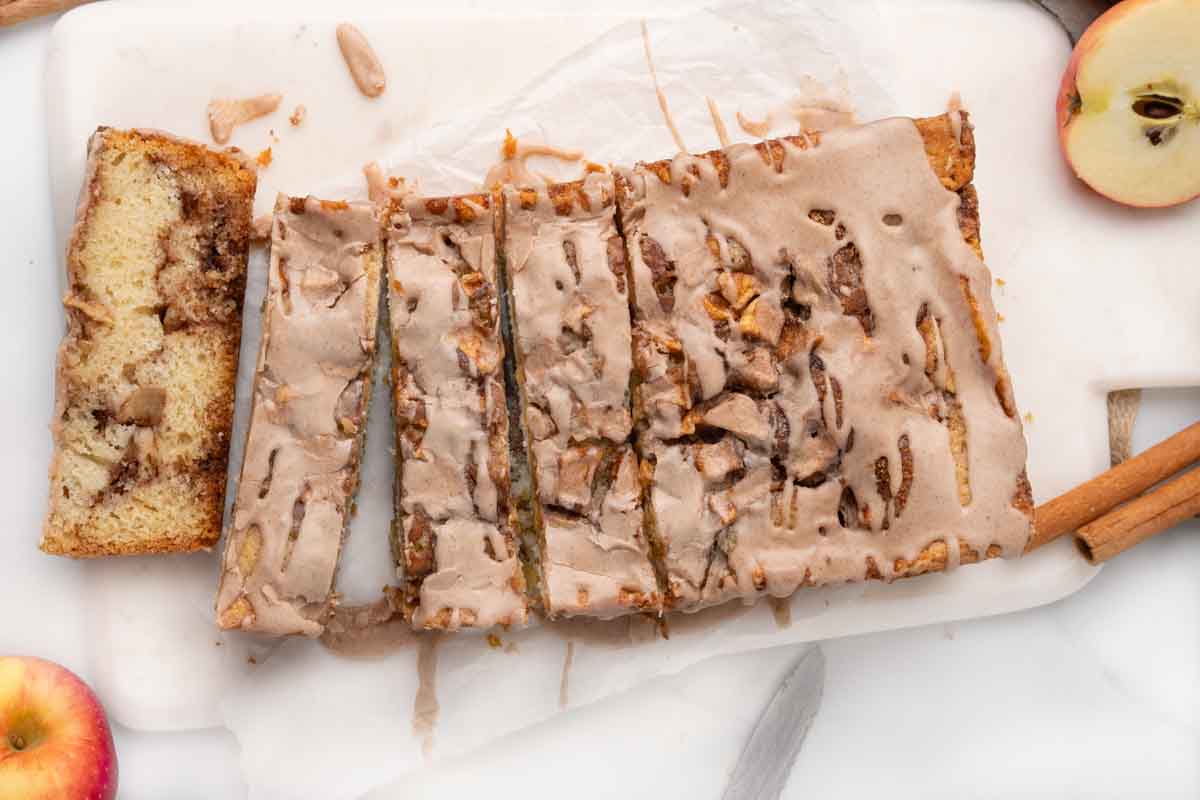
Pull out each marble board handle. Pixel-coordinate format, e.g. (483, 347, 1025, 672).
(0, 0, 93, 27)
(1028, 420, 1200, 562)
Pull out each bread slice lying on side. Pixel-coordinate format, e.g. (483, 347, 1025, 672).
(43, 128, 256, 557)
(216, 196, 383, 637)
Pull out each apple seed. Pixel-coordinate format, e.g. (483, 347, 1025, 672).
(1132, 94, 1183, 120)
(1145, 124, 1178, 147)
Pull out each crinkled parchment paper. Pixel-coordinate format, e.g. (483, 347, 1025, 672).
(376, 1, 894, 192)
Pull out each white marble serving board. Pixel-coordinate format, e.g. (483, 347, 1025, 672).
(28, 0, 1200, 796)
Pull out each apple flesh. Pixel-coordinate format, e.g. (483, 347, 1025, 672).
(1057, 0, 1200, 207)
(0, 656, 118, 800)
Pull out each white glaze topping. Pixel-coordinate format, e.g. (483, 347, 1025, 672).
(504, 176, 660, 618)
(388, 195, 527, 630)
(216, 195, 381, 636)
(617, 116, 1031, 611)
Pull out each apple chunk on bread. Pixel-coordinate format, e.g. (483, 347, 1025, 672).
(1057, 0, 1200, 208)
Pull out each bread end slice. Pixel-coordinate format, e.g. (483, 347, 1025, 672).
(43, 128, 255, 557)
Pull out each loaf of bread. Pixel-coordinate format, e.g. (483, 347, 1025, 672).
(43, 128, 255, 557)
(47, 112, 1031, 638)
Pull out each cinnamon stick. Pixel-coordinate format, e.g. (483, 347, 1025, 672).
(1075, 466, 1200, 563)
(0, 0, 93, 27)
(1028, 420, 1200, 551)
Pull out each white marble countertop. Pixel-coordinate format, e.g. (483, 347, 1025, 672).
(3, 6, 1197, 799)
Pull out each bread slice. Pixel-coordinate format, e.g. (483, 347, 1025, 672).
(502, 177, 660, 619)
(216, 196, 383, 637)
(387, 193, 527, 631)
(615, 112, 1033, 611)
(43, 128, 256, 557)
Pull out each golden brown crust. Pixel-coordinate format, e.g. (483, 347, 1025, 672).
(893, 539, 988, 579)
(956, 183, 982, 258)
(636, 131, 824, 192)
(413, 192, 492, 224)
(42, 128, 255, 557)
(541, 178, 618, 216)
(632, 114, 975, 195)
(101, 128, 258, 199)
(913, 112, 976, 190)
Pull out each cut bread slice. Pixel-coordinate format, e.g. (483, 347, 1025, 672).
(216, 195, 383, 637)
(503, 177, 660, 619)
(387, 193, 528, 631)
(43, 128, 256, 557)
(616, 112, 1033, 611)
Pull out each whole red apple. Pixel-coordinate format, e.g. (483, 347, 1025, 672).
(0, 656, 118, 800)
(1056, 0, 1200, 207)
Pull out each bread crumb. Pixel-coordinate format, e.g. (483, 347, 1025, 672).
(486, 633, 501, 648)
(363, 161, 410, 205)
(251, 214, 272, 242)
(995, 278, 1006, 287)
(996, 312, 1005, 323)
(290, 105, 306, 126)
(247, 655, 258, 665)
(1023, 412, 1034, 424)
(256, 147, 273, 168)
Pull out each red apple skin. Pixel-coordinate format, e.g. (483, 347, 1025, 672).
(0, 656, 118, 800)
(1055, 42, 1082, 135)
(1056, 0, 1200, 208)
(1057, 0, 1150, 132)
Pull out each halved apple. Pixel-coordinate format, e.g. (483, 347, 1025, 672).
(1057, 0, 1200, 207)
